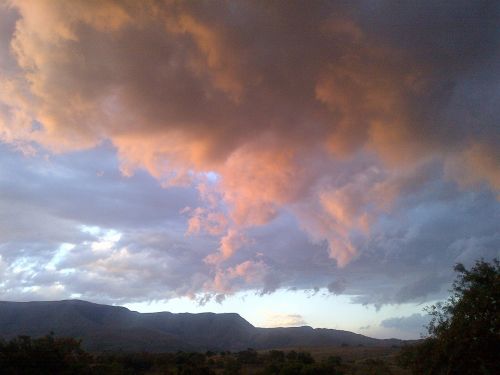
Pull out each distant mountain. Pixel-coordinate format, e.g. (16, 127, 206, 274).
(0, 300, 404, 352)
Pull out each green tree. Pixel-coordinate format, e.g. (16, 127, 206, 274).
(399, 258, 500, 374)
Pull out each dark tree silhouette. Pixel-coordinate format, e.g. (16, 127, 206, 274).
(0, 333, 91, 374)
(399, 258, 500, 374)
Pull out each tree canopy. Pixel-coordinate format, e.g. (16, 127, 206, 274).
(399, 258, 500, 374)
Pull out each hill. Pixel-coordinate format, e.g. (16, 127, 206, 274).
(0, 300, 403, 352)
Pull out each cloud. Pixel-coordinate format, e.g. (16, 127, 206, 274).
(381, 313, 430, 336)
(327, 279, 347, 295)
(0, 1, 499, 305)
(0, 138, 499, 308)
(262, 313, 308, 328)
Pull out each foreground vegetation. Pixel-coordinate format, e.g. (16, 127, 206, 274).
(0, 334, 406, 374)
(397, 259, 499, 375)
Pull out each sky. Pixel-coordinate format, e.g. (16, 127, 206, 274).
(0, 0, 499, 340)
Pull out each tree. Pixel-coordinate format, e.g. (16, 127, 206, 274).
(398, 258, 499, 374)
(0, 333, 91, 374)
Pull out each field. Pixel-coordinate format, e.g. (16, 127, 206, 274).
(1, 334, 414, 374)
(284, 346, 411, 375)
(213, 346, 413, 374)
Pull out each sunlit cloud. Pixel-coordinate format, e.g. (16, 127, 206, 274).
(261, 313, 308, 328)
(0, 1, 498, 336)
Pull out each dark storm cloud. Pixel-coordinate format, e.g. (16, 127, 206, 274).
(0, 0, 499, 305)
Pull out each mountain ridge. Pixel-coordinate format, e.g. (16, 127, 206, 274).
(0, 300, 404, 352)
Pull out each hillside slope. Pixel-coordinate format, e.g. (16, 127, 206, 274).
(0, 300, 403, 351)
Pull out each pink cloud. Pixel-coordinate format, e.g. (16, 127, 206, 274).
(0, 0, 498, 277)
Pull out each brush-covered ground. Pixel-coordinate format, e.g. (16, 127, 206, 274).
(0, 334, 412, 374)
(258, 346, 412, 375)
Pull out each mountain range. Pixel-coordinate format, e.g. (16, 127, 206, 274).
(0, 300, 404, 352)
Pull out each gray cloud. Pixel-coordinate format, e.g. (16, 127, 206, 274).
(0, 1, 499, 307)
(381, 313, 430, 337)
(327, 279, 347, 295)
(0, 142, 499, 307)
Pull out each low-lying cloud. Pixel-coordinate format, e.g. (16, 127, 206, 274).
(262, 313, 308, 328)
(381, 313, 430, 337)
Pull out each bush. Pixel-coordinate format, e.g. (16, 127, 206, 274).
(0, 334, 91, 374)
(398, 258, 500, 374)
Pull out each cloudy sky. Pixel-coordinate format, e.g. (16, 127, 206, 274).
(0, 0, 499, 339)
